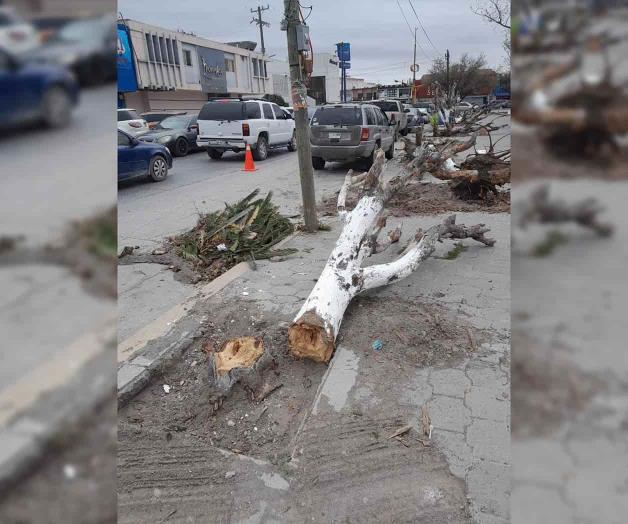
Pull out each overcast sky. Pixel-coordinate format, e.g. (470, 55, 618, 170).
(118, 0, 508, 84)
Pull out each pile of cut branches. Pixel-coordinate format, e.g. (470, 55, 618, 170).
(170, 189, 296, 276)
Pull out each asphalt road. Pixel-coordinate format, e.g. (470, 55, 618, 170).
(118, 145, 350, 250)
(0, 85, 116, 501)
(0, 84, 117, 245)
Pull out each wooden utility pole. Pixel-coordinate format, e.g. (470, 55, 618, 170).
(412, 27, 417, 103)
(283, 0, 318, 232)
(250, 5, 270, 55)
(445, 49, 450, 103)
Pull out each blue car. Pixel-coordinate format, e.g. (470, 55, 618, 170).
(118, 129, 173, 182)
(0, 48, 79, 128)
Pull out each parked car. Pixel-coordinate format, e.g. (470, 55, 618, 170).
(0, 7, 39, 55)
(454, 101, 478, 113)
(0, 48, 79, 128)
(309, 103, 395, 170)
(138, 114, 200, 157)
(118, 129, 172, 182)
(24, 15, 116, 85)
(196, 98, 296, 161)
(367, 99, 409, 137)
(31, 16, 73, 43)
(141, 111, 185, 130)
(117, 108, 149, 136)
(405, 107, 427, 127)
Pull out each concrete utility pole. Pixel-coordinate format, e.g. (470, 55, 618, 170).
(445, 48, 450, 103)
(251, 5, 270, 55)
(283, 0, 318, 232)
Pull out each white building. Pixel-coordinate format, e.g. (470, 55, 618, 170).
(345, 77, 376, 101)
(310, 52, 341, 104)
(119, 19, 272, 114)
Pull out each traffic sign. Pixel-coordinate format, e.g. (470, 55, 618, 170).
(339, 61, 351, 69)
(410, 64, 420, 72)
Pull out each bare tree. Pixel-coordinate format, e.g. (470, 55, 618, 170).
(429, 53, 488, 101)
(472, 0, 511, 30)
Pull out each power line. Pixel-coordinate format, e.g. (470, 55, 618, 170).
(407, 0, 441, 54)
(395, 0, 430, 61)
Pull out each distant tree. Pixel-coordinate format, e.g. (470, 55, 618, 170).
(428, 53, 488, 101)
(472, 0, 511, 65)
(471, 0, 511, 29)
(262, 93, 288, 106)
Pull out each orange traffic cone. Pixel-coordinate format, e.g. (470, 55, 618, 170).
(242, 144, 257, 172)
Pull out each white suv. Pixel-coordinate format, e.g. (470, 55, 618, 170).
(117, 108, 149, 136)
(196, 99, 296, 161)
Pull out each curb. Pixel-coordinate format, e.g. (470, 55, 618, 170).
(0, 318, 115, 493)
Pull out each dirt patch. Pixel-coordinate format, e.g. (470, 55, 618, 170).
(0, 398, 116, 524)
(119, 295, 486, 465)
(514, 129, 628, 181)
(119, 304, 325, 464)
(511, 329, 603, 438)
(0, 208, 116, 299)
(319, 182, 510, 218)
(340, 295, 488, 368)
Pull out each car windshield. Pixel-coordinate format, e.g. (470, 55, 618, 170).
(0, 10, 24, 26)
(118, 110, 140, 121)
(371, 101, 399, 112)
(198, 101, 244, 121)
(52, 18, 105, 43)
(156, 116, 189, 130)
(311, 107, 362, 126)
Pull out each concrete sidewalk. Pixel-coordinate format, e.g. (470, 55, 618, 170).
(118, 211, 510, 523)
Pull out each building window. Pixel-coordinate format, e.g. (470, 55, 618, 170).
(159, 37, 167, 63)
(225, 58, 235, 73)
(183, 49, 192, 67)
(172, 40, 180, 65)
(252, 58, 259, 77)
(165, 38, 174, 64)
(151, 35, 161, 62)
(145, 33, 155, 61)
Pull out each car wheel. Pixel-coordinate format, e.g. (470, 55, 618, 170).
(41, 86, 72, 128)
(149, 155, 168, 182)
(208, 148, 223, 160)
(174, 137, 189, 157)
(287, 132, 297, 152)
(385, 140, 394, 160)
(253, 135, 268, 161)
(312, 156, 325, 170)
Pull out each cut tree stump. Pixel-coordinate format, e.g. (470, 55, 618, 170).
(208, 337, 269, 396)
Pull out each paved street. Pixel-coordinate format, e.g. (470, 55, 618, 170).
(0, 85, 116, 509)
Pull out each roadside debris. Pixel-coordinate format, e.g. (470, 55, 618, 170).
(118, 245, 136, 258)
(388, 424, 412, 439)
(170, 189, 297, 281)
(371, 339, 383, 352)
(163, 384, 171, 394)
(421, 404, 432, 439)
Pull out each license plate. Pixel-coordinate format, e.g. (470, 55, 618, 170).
(328, 132, 341, 139)
(209, 140, 221, 145)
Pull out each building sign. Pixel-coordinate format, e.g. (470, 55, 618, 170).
(336, 42, 350, 62)
(117, 24, 137, 93)
(196, 47, 227, 93)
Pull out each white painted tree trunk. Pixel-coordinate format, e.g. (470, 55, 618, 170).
(288, 147, 495, 363)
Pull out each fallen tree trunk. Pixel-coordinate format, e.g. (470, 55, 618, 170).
(288, 148, 496, 363)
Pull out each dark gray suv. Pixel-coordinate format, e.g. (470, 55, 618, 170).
(310, 103, 395, 170)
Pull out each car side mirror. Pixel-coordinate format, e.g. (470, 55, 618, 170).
(130, 137, 140, 147)
(188, 124, 198, 131)
(404, 108, 410, 113)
